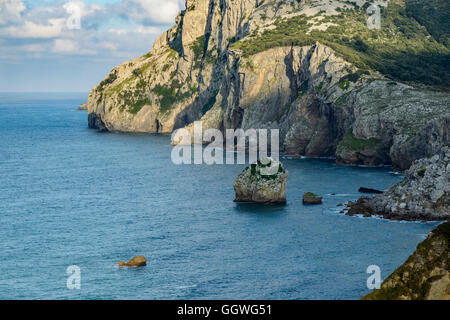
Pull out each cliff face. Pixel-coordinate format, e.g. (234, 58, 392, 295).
(88, 0, 450, 170)
(363, 221, 450, 300)
(88, 0, 257, 133)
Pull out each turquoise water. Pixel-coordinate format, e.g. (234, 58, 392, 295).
(0, 93, 439, 299)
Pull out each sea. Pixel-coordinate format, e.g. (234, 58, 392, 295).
(0, 92, 439, 299)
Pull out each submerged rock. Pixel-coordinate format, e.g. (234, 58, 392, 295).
(347, 147, 450, 221)
(363, 221, 450, 300)
(234, 157, 287, 204)
(302, 192, 323, 204)
(118, 255, 147, 267)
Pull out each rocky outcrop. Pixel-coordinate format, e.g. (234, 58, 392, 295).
(347, 147, 450, 221)
(234, 157, 287, 203)
(118, 256, 147, 267)
(77, 103, 87, 111)
(302, 192, 323, 204)
(363, 221, 450, 300)
(336, 82, 450, 170)
(87, 0, 258, 133)
(390, 115, 450, 171)
(87, 0, 450, 170)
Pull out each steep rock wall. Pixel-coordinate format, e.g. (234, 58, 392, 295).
(87, 0, 450, 170)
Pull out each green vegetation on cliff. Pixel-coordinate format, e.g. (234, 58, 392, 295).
(128, 98, 150, 114)
(192, 35, 207, 61)
(337, 129, 382, 153)
(231, 4, 450, 85)
(152, 80, 198, 114)
(363, 221, 450, 300)
(406, 0, 450, 45)
(97, 71, 118, 91)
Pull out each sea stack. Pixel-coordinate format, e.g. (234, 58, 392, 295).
(77, 103, 87, 111)
(234, 157, 288, 204)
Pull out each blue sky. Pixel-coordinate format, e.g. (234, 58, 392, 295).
(0, 0, 185, 92)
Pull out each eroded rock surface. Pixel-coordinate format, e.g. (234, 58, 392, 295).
(347, 147, 450, 221)
(234, 157, 288, 203)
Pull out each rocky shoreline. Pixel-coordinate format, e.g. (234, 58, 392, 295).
(346, 147, 449, 221)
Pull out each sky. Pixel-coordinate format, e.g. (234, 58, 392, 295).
(0, 0, 185, 92)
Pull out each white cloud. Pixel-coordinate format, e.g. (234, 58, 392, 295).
(52, 38, 100, 55)
(0, 0, 183, 60)
(52, 38, 78, 53)
(97, 41, 118, 50)
(122, 0, 183, 24)
(136, 0, 180, 23)
(108, 25, 161, 35)
(135, 25, 162, 34)
(1, 18, 66, 38)
(63, 1, 103, 18)
(22, 43, 45, 52)
(0, 0, 26, 25)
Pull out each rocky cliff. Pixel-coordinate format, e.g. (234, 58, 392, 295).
(363, 221, 450, 300)
(347, 147, 450, 221)
(88, 0, 449, 170)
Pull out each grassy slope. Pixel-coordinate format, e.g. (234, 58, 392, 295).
(231, 3, 450, 86)
(406, 0, 450, 45)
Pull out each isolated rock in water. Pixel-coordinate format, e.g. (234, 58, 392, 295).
(363, 221, 450, 300)
(302, 192, 323, 204)
(234, 157, 287, 204)
(118, 255, 147, 267)
(358, 187, 383, 194)
(347, 147, 450, 221)
(77, 103, 87, 111)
